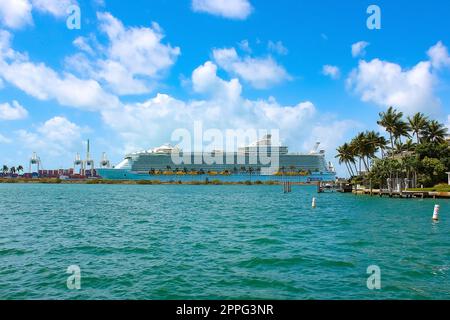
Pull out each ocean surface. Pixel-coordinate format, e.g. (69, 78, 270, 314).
(0, 184, 449, 300)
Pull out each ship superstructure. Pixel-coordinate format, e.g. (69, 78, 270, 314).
(97, 135, 336, 181)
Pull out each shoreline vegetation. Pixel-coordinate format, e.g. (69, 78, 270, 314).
(336, 107, 449, 191)
(0, 178, 319, 186)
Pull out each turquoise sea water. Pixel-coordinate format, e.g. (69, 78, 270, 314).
(0, 184, 449, 300)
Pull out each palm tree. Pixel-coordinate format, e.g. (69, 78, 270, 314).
(422, 120, 448, 143)
(350, 133, 371, 172)
(394, 141, 405, 154)
(376, 135, 389, 158)
(1, 165, 8, 176)
(403, 139, 416, 152)
(336, 143, 356, 177)
(402, 155, 419, 188)
(9, 166, 16, 175)
(364, 131, 384, 162)
(377, 107, 404, 155)
(17, 165, 24, 174)
(408, 113, 428, 144)
(393, 120, 410, 144)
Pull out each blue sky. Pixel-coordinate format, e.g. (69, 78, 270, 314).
(0, 0, 449, 176)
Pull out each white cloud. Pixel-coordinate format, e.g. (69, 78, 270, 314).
(0, 0, 32, 29)
(348, 59, 438, 114)
(322, 65, 340, 80)
(0, 29, 17, 58)
(268, 41, 288, 55)
(0, 60, 120, 111)
(347, 42, 450, 114)
(102, 93, 319, 155)
(37, 116, 80, 141)
(0, 30, 120, 111)
(427, 41, 450, 69)
(17, 116, 84, 156)
(0, 100, 28, 120)
(0, 133, 11, 143)
(93, 0, 105, 7)
(73, 36, 95, 56)
(67, 12, 181, 95)
(212, 47, 290, 89)
(238, 39, 251, 53)
(0, 0, 77, 29)
(97, 12, 180, 77)
(101, 60, 355, 160)
(192, 61, 242, 101)
(192, 0, 253, 20)
(352, 41, 370, 58)
(31, 0, 76, 17)
(303, 119, 361, 155)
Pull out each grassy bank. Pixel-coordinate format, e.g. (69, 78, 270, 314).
(0, 178, 312, 186)
(406, 184, 450, 192)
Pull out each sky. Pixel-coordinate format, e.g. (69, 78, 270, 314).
(0, 0, 449, 176)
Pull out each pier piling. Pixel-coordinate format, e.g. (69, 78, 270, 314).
(283, 181, 292, 193)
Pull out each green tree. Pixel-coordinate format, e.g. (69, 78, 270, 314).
(422, 120, 448, 143)
(393, 120, 410, 144)
(336, 143, 356, 177)
(377, 106, 404, 155)
(408, 112, 428, 143)
(419, 157, 446, 187)
(403, 139, 416, 152)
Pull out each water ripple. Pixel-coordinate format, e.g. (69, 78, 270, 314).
(0, 184, 449, 300)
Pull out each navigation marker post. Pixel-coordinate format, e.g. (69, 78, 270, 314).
(433, 205, 440, 221)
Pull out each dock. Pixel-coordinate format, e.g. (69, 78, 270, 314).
(353, 188, 450, 199)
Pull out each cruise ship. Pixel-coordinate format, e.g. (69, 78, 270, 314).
(97, 135, 336, 182)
